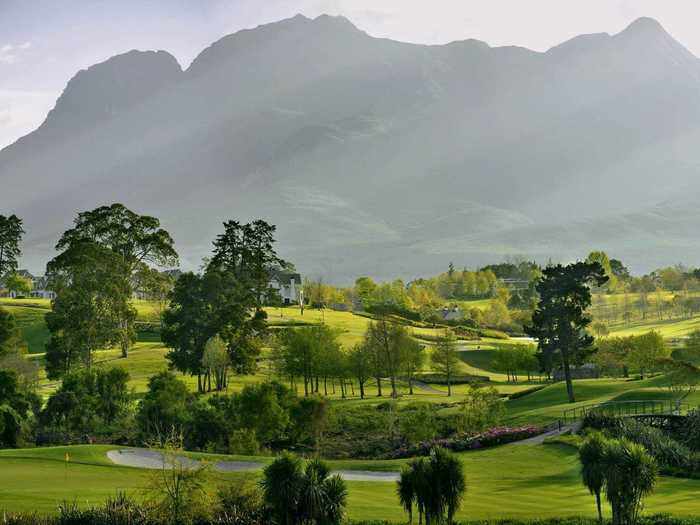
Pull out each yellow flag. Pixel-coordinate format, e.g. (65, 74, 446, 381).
(65, 452, 70, 463)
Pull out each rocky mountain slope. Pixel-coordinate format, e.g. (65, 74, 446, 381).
(2, 15, 700, 281)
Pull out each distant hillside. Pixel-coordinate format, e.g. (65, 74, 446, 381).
(3, 14, 700, 282)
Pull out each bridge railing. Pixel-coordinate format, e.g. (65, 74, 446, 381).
(561, 399, 691, 423)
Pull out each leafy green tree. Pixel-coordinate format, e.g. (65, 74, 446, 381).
(209, 219, 286, 311)
(365, 319, 414, 398)
(627, 331, 668, 379)
(580, 431, 607, 522)
(5, 272, 32, 296)
(208, 220, 285, 374)
(137, 371, 192, 440)
(354, 276, 377, 310)
(348, 342, 373, 399)
(594, 337, 633, 377)
(431, 331, 459, 396)
(40, 367, 130, 435)
(0, 307, 20, 358)
(0, 369, 39, 448)
(0, 215, 24, 278)
(403, 338, 426, 395)
(274, 325, 339, 396)
(587, 251, 618, 292)
(460, 385, 504, 433)
(45, 242, 136, 378)
(232, 382, 291, 446)
(162, 272, 221, 392)
(526, 262, 608, 403)
(202, 335, 230, 391)
(54, 203, 177, 358)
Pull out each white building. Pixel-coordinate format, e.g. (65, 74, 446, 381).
(269, 270, 302, 304)
(0, 270, 56, 299)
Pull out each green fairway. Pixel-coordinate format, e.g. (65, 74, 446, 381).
(1, 443, 699, 521)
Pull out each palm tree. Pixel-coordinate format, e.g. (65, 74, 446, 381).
(431, 448, 466, 525)
(603, 438, 657, 525)
(396, 448, 466, 525)
(261, 452, 303, 525)
(397, 466, 416, 524)
(318, 474, 348, 525)
(262, 453, 347, 525)
(579, 432, 607, 522)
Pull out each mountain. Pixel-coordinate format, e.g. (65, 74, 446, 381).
(3, 14, 700, 282)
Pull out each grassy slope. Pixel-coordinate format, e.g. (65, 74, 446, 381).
(1, 444, 699, 521)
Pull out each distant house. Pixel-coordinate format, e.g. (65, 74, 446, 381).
(29, 275, 56, 300)
(438, 306, 464, 322)
(269, 270, 302, 305)
(0, 270, 56, 299)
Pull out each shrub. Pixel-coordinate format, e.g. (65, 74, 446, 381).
(389, 426, 543, 459)
(228, 428, 261, 456)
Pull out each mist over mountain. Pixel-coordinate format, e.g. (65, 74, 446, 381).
(3, 14, 700, 282)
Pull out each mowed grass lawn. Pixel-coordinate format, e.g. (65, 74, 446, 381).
(1, 443, 700, 521)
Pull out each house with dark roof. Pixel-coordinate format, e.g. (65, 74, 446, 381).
(269, 270, 302, 304)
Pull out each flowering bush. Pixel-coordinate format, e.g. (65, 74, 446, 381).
(387, 426, 543, 459)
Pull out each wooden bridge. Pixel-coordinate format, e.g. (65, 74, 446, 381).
(561, 399, 691, 424)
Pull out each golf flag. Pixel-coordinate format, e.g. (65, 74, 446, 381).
(65, 452, 70, 463)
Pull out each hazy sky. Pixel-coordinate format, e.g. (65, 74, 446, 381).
(1, 0, 700, 148)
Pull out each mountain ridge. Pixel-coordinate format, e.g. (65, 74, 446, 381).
(2, 15, 700, 282)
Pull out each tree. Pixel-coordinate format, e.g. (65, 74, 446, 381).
(208, 220, 285, 374)
(354, 277, 377, 310)
(0, 369, 38, 448)
(397, 447, 466, 525)
(603, 438, 657, 525)
(148, 431, 211, 525)
(5, 273, 32, 297)
(594, 337, 633, 377)
(431, 331, 459, 396)
(580, 431, 607, 522)
(587, 251, 618, 292)
(54, 203, 177, 357)
(627, 331, 668, 379)
(671, 329, 700, 364)
(274, 325, 340, 397)
(137, 371, 192, 441)
(403, 339, 426, 395)
(365, 319, 412, 398)
(659, 358, 700, 406)
(0, 307, 21, 358)
(209, 219, 286, 311)
(40, 367, 131, 435)
(526, 262, 608, 403)
(348, 342, 373, 399)
(202, 335, 230, 391)
(0, 215, 24, 278)
(44, 242, 136, 378)
(591, 321, 610, 338)
(579, 435, 657, 525)
(261, 453, 347, 525)
(460, 385, 504, 433)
